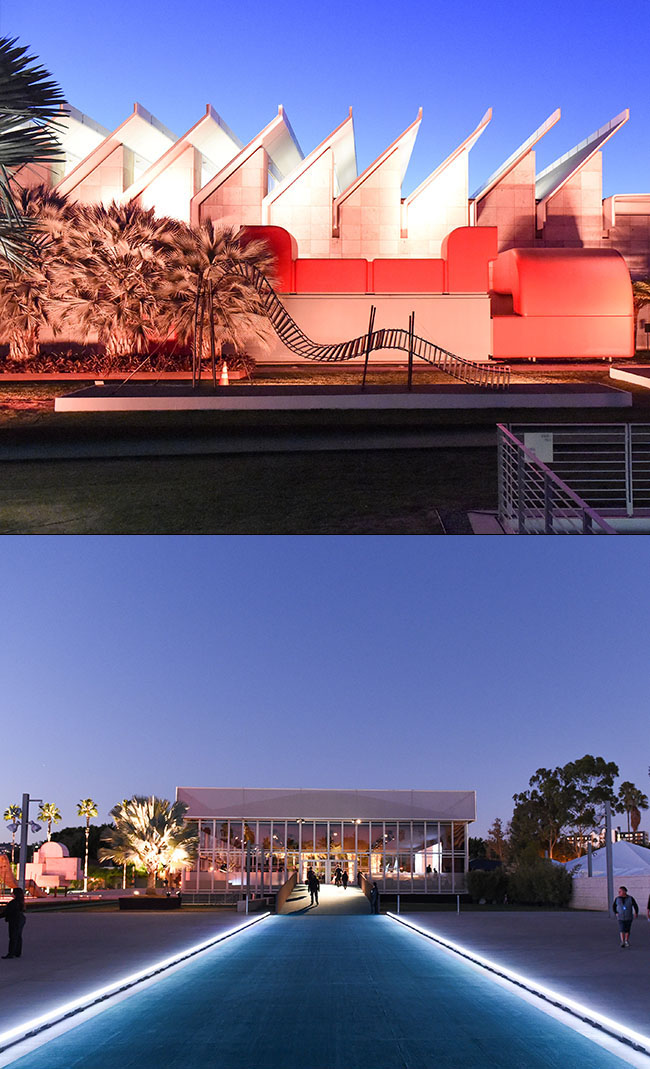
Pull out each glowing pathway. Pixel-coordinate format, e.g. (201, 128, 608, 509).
(1, 917, 643, 1068)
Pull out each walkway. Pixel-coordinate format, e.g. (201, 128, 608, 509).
(280, 882, 370, 915)
(1, 915, 639, 1068)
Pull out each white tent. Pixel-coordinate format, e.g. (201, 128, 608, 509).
(564, 840, 650, 878)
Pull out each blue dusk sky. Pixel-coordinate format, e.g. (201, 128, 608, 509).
(0, 537, 647, 839)
(2, 0, 649, 198)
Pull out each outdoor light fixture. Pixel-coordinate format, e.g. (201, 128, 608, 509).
(6, 822, 19, 834)
(0, 913, 271, 1059)
(29, 821, 41, 833)
(387, 914, 650, 1060)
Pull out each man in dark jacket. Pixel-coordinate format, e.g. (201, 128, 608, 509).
(2, 887, 26, 959)
(306, 867, 319, 907)
(613, 885, 639, 947)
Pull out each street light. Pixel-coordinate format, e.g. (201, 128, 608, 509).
(17, 795, 42, 891)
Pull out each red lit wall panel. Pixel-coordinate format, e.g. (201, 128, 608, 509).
(441, 226, 498, 292)
(491, 247, 634, 317)
(492, 315, 634, 359)
(372, 259, 445, 293)
(239, 225, 297, 293)
(294, 259, 368, 293)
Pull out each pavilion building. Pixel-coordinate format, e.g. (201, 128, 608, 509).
(176, 787, 475, 897)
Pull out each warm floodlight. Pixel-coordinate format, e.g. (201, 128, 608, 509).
(29, 821, 41, 833)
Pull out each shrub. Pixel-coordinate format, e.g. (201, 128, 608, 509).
(507, 858, 572, 907)
(467, 868, 508, 904)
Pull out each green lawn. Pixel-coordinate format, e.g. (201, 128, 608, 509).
(0, 447, 495, 533)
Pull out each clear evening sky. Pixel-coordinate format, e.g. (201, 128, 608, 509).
(0, 537, 647, 839)
(2, 0, 649, 198)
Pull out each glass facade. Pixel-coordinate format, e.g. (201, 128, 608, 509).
(184, 817, 469, 894)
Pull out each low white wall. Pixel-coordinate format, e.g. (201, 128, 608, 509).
(570, 875, 650, 911)
(250, 293, 492, 364)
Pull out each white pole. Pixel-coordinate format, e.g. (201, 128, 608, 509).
(605, 802, 614, 914)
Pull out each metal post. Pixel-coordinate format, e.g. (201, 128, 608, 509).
(516, 448, 526, 534)
(407, 312, 414, 391)
(625, 424, 633, 517)
(361, 305, 376, 391)
(245, 894, 249, 915)
(544, 472, 553, 534)
(587, 841, 592, 877)
(605, 802, 614, 915)
(396, 894, 400, 914)
(18, 793, 29, 890)
(456, 894, 460, 914)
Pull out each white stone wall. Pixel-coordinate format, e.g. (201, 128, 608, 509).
(570, 875, 650, 911)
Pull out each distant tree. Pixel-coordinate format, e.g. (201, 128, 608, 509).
(468, 837, 487, 859)
(77, 797, 98, 893)
(510, 755, 618, 860)
(38, 801, 61, 841)
(486, 817, 508, 862)
(616, 781, 649, 833)
(632, 280, 650, 343)
(3, 804, 21, 864)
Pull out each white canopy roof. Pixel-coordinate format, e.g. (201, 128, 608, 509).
(564, 840, 650, 878)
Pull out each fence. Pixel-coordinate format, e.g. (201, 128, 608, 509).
(497, 425, 617, 534)
(509, 423, 650, 517)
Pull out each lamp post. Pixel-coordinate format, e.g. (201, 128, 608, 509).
(17, 794, 42, 890)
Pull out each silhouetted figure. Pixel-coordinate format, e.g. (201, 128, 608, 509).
(370, 882, 380, 914)
(306, 866, 319, 906)
(2, 887, 26, 958)
(334, 866, 343, 887)
(342, 870, 349, 890)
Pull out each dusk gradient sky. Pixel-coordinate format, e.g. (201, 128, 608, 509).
(3, 0, 649, 198)
(1, 537, 647, 839)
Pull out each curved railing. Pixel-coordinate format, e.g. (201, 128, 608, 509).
(234, 261, 510, 390)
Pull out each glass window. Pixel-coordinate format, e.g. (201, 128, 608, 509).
(286, 822, 300, 851)
(398, 822, 412, 847)
(343, 823, 356, 850)
(440, 824, 452, 851)
(453, 823, 465, 852)
(243, 821, 256, 846)
(272, 822, 285, 849)
(356, 823, 369, 852)
(315, 823, 328, 852)
(228, 821, 243, 848)
(384, 823, 398, 850)
(370, 823, 384, 851)
(259, 823, 271, 851)
(329, 822, 342, 851)
(301, 821, 314, 851)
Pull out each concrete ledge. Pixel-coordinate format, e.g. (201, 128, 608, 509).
(611, 365, 650, 389)
(54, 383, 632, 413)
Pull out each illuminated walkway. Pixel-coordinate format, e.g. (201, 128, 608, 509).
(3, 917, 637, 1068)
(280, 882, 370, 914)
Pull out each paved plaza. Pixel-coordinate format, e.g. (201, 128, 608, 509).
(0, 904, 648, 1067)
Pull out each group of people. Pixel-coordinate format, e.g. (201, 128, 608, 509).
(333, 866, 349, 889)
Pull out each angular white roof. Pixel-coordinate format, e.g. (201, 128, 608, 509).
(472, 108, 560, 202)
(535, 109, 629, 203)
(263, 109, 356, 218)
(407, 108, 492, 209)
(177, 786, 476, 821)
(564, 840, 650, 878)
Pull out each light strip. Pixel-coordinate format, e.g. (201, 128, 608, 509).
(0, 912, 270, 1056)
(387, 914, 650, 1059)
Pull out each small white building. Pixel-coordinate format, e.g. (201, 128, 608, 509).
(25, 841, 81, 890)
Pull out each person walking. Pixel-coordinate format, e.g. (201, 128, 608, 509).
(306, 866, 319, 907)
(2, 887, 26, 959)
(334, 866, 342, 887)
(342, 870, 348, 890)
(370, 881, 380, 914)
(613, 885, 639, 947)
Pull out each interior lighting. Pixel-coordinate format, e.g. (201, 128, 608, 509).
(0, 912, 270, 1059)
(387, 914, 650, 1059)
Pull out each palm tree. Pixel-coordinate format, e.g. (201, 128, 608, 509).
(77, 797, 98, 893)
(632, 281, 650, 350)
(99, 796, 198, 892)
(38, 801, 61, 841)
(0, 184, 69, 360)
(158, 222, 275, 387)
(616, 781, 649, 833)
(3, 804, 21, 865)
(0, 35, 64, 267)
(55, 200, 181, 358)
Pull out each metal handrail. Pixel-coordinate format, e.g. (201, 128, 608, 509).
(233, 261, 510, 390)
(497, 424, 617, 534)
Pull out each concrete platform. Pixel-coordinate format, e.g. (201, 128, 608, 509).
(611, 365, 650, 390)
(54, 382, 632, 412)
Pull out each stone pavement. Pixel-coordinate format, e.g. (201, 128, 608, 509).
(406, 910, 650, 1038)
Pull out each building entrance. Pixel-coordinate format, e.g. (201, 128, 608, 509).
(301, 856, 353, 884)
